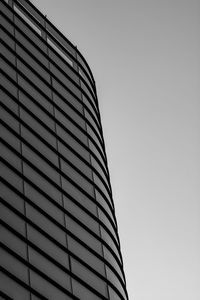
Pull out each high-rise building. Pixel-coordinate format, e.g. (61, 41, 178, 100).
(0, 0, 129, 299)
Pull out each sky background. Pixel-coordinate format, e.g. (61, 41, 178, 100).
(33, 1, 200, 299)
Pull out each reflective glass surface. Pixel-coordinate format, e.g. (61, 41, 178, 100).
(0, 272, 30, 300)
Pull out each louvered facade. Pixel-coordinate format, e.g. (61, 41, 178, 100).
(0, 1, 128, 299)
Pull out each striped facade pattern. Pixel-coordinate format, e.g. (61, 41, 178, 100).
(0, 0, 129, 299)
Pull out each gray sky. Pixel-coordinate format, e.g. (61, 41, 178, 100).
(33, 1, 200, 299)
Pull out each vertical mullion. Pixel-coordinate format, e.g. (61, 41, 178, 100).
(44, 18, 74, 295)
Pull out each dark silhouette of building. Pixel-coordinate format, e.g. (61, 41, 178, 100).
(0, 0, 129, 299)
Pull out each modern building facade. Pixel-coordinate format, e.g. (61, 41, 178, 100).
(0, 0, 129, 299)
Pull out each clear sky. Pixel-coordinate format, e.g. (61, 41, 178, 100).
(33, 1, 200, 299)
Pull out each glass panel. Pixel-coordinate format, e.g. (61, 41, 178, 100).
(65, 216, 102, 255)
(18, 75, 53, 113)
(27, 226, 69, 269)
(23, 163, 62, 205)
(0, 247, 29, 283)
(48, 49, 78, 83)
(15, 30, 48, 66)
(55, 108, 87, 145)
(61, 159, 94, 197)
(22, 144, 60, 185)
(46, 22, 74, 56)
(61, 177, 97, 216)
(81, 80, 97, 110)
(56, 125, 90, 162)
(14, 17, 44, 52)
(16, 0, 41, 24)
(91, 155, 108, 187)
(19, 91, 55, 130)
(71, 258, 108, 297)
(72, 279, 101, 300)
(0, 49, 16, 76)
(16, 44, 50, 83)
(79, 68, 94, 98)
(106, 266, 126, 300)
(19, 108, 56, 148)
(21, 126, 58, 166)
(53, 92, 85, 129)
(103, 246, 124, 285)
(0, 141, 21, 171)
(93, 172, 111, 204)
(0, 73, 18, 97)
(26, 203, 66, 246)
(17, 60, 51, 98)
(52, 71, 81, 99)
(0, 42, 16, 68)
(0, 88, 18, 114)
(68, 236, 105, 276)
(0, 106, 19, 133)
(29, 248, 71, 289)
(50, 63, 77, 90)
(0, 162, 23, 193)
(98, 208, 119, 247)
(47, 38, 73, 66)
(86, 121, 104, 156)
(83, 102, 102, 139)
(0, 226, 27, 258)
(108, 287, 122, 300)
(101, 227, 121, 263)
(89, 141, 107, 177)
(0, 202, 25, 236)
(24, 183, 64, 225)
(0, 14, 14, 35)
(58, 141, 92, 179)
(82, 95, 99, 127)
(0, 272, 30, 300)
(95, 189, 116, 226)
(63, 196, 100, 236)
(52, 78, 82, 113)
(14, 5, 41, 36)
(0, 124, 20, 152)
(30, 271, 72, 300)
(0, 181, 24, 212)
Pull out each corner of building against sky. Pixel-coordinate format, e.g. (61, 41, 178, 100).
(17, 0, 200, 299)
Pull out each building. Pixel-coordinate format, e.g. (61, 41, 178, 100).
(0, 0, 129, 299)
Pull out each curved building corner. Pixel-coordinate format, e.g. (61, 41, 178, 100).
(0, 0, 129, 299)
